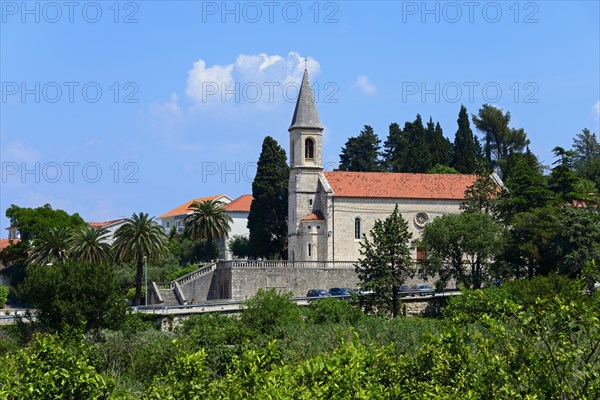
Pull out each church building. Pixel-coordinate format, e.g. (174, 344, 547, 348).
(288, 70, 483, 262)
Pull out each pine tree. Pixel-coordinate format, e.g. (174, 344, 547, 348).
(356, 205, 413, 318)
(572, 128, 600, 190)
(248, 136, 289, 259)
(472, 104, 529, 179)
(451, 105, 477, 174)
(338, 125, 383, 171)
(548, 146, 580, 202)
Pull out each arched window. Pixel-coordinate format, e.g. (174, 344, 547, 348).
(354, 217, 361, 240)
(291, 140, 295, 164)
(305, 138, 314, 159)
(307, 243, 312, 257)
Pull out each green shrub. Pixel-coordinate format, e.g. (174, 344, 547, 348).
(18, 261, 126, 332)
(0, 332, 112, 399)
(444, 274, 585, 322)
(93, 328, 177, 394)
(241, 289, 304, 336)
(165, 263, 200, 282)
(178, 313, 252, 377)
(305, 297, 364, 325)
(0, 285, 9, 308)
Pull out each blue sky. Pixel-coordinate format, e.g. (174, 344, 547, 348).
(1, 0, 599, 235)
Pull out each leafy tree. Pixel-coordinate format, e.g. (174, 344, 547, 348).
(451, 105, 477, 173)
(18, 261, 126, 332)
(498, 150, 555, 221)
(113, 212, 169, 306)
(167, 237, 216, 265)
(248, 136, 289, 259)
(472, 104, 529, 179)
(228, 235, 252, 259)
(5, 203, 85, 243)
(418, 212, 504, 289)
(506, 206, 560, 278)
(552, 207, 600, 276)
(337, 125, 383, 172)
(68, 226, 112, 265)
(460, 163, 500, 214)
(26, 227, 71, 266)
(0, 332, 113, 399)
(356, 205, 413, 317)
(184, 199, 233, 261)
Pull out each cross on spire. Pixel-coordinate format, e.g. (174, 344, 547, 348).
(304, 57, 308, 70)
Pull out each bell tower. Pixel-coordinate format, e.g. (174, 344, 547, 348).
(288, 69, 324, 260)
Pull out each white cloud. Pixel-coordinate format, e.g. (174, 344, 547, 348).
(355, 75, 376, 95)
(4, 141, 40, 163)
(185, 52, 320, 105)
(593, 100, 600, 126)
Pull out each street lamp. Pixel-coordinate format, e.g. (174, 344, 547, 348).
(144, 255, 148, 307)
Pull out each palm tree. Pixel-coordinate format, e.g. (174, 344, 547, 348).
(184, 200, 233, 261)
(27, 227, 71, 265)
(113, 212, 168, 306)
(69, 226, 113, 265)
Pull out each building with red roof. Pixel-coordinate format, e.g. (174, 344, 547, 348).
(158, 194, 253, 260)
(288, 70, 496, 262)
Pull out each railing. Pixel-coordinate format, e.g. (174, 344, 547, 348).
(175, 263, 216, 286)
(153, 263, 215, 291)
(174, 282, 187, 305)
(133, 291, 462, 316)
(151, 282, 163, 303)
(218, 260, 358, 269)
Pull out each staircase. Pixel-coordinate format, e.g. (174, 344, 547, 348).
(151, 264, 216, 306)
(157, 287, 178, 306)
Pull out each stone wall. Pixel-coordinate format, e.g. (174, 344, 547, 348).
(179, 261, 453, 303)
(228, 265, 360, 300)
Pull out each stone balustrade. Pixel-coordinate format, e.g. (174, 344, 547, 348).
(217, 260, 357, 269)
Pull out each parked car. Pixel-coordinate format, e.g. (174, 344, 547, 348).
(399, 285, 414, 297)
(306, 289, 331, 298)
(415, 283, 435, 296)
(328, 287, 352, 298)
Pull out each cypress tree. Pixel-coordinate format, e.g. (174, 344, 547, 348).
(383, 122, 407, 172)
(404, 114, 431, 173)
(452, 105, 477, 174)
(248, 136, 289, 259)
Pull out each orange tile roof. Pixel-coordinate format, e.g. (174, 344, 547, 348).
(302, 210, 325, 221)
(0, 238, 19, 251)
(159, 195, 227, 218)
(87, 219, 125, 228)
(323, 172, 478, 200)
(222, 194, 253, 212)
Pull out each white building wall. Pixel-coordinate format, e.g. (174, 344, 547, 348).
(224, 211, 250, 260)
(102, 221, 127, 245)
(328, 197, 464, 262)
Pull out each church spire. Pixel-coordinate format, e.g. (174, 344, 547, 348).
(289, 69, 323, 131)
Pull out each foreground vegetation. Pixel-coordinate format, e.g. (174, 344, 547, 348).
(1, 276, 598, 399)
